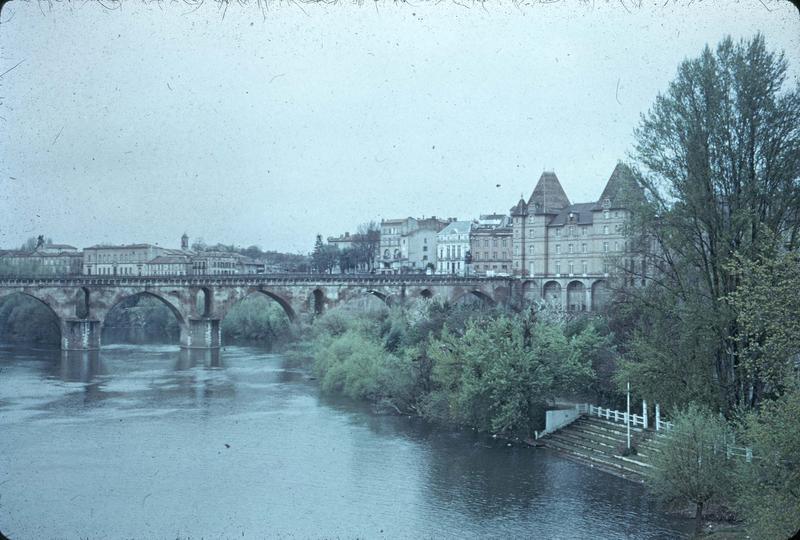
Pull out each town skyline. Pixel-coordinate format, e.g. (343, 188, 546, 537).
(1, 1, 798, 253)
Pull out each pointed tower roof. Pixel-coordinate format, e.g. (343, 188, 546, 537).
(510, 196, 528, 217)
(528, 171, 570, 215)
(595, 162, 646, 210)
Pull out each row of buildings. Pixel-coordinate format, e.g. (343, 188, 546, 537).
(363, 163, 643, 280)
(0, 235, 266, 277)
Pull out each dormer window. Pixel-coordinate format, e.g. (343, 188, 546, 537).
(602, 198, 611, 209)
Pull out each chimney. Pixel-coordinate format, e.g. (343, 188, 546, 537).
(181, 233, 189, 250)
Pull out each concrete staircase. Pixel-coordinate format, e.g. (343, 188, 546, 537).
(539, 415, 660, 483)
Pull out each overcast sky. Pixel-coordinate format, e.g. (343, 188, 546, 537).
(0, 0, 797, 253)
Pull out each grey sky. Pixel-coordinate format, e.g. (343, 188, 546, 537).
(1, 0, 797, 253)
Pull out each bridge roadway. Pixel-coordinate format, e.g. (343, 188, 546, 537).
(0, 274, 515, 350)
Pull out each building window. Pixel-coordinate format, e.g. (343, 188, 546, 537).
(568, 261, 574, 275)
(568, 244, 574, 253)
(484, 239, 489, 247)
(569, 225, 575, 236)
(556, 244, 561, 254)
(492, 252, 497, 259)
(502, 238, 507, 248)
(582, 227, 587, 236)
(555, 228, 561, 237)
(604, 210, 610, 219)
(603, 242, 609, 253)
(555, 261, 561, 274)
(581, 243, 587, 253)
(603, 262, 610, 274)
(582, 261, 588, 274)
(614, 242, 619, 251)
(603, 225, 609, 235)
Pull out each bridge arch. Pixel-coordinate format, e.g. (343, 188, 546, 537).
(258, 289, 297, 321)
(102, 291, 187, 327)
(0, 291, 62, 343)
(365, 289, 392, 306)
(453, 289, 496, 305)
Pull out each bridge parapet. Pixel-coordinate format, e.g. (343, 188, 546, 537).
(0, 274, 515, 351)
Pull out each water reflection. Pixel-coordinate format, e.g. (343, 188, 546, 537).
(0, 344, 693, 539)
(174, 348, 222, 370)
(59, 349, 105, 382)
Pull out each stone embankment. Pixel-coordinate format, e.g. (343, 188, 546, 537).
(539, 416, 665, 483)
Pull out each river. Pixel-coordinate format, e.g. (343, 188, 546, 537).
(0, 344, 694, 539)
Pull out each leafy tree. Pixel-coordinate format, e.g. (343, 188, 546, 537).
(648, 404, 734, 535)
(221, 295, 294, 348)
(734, 381, 800, 539)
(353, 221, 380, 272)
(337, 247, 357, 274)
(19, 236, 51, 251)
(427, 316, 595, 437)
(625, 34, 800, 412)
(726, 242, 800, 400)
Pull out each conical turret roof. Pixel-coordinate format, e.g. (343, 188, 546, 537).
(528, 171, 570, 214)
(595, 162, 646, 210)
(510, 196, 528, 217)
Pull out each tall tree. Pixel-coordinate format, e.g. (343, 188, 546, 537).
(353, 221, 381, 272)
(625, 34, 800, 411)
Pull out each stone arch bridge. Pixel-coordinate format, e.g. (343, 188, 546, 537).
(0, 274, 516, 350)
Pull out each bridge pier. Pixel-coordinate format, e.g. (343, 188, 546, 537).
(61, 319, 101, 350)
(181, 318, 222, 349)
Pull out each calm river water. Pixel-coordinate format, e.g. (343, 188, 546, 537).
(0, 344, 693, 539)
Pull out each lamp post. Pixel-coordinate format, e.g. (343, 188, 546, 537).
(626, 381, 631, 450)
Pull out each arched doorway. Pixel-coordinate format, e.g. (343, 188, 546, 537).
(591, 280, 611, 311)
(542, 281, 562, 307)
(566, 281, 586, 311)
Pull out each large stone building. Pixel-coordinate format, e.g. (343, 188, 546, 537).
(377, 217, 451, 274)
(510, 163, 644, 310)
(469, 215, 513, 277)
(0, 243, 82, 276)
(83, 235, 263, 276)
(82, 244, 166, 276)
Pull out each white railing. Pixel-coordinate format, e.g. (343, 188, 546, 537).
(576, 403, 648, 429)
(569, 401, 755, 463)
(653, 403, 753, 463)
